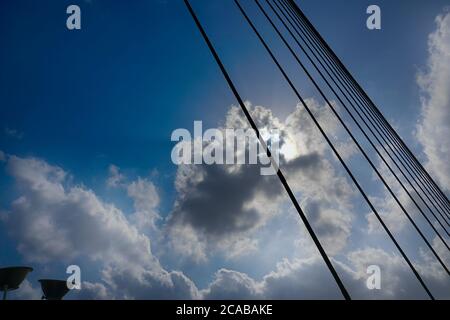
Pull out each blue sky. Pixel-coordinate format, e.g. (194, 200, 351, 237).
(1, 0, 450, 299)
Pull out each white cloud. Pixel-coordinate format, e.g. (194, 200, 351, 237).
(2, 155, 198, 299)
(8, 280, 41, 300)
(101, 266, 200, 299)
(5, 156, 151, 265)
(72, 281, 110, 299)
(127, 177, 160, 230)
(201, 257, 342, 299)
(261, 257, 344, 299)
(106, 164, 125, 188)
(2, 154, 449, 299)
(201, 257, 341, 299)
(416, 9, 450, 191)
(344, 246, 450, 299)
(303, 201, 352, 254)
(202, 247, 450, 299)
(365, 158, 415, 234)
(202, 269, 263, 299)
(0, 150, 5, 162)
(106, 165, 160, 231)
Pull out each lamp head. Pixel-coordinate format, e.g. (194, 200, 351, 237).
(0, 266, 33, 292)
(39, 279, 70, 300)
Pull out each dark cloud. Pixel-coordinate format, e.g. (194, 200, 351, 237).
(168, 102, 355, 260)
(169, 164, 280, 237)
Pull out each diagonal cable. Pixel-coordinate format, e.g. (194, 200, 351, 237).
(286, 0, 450, 217)
(183, 0, 351, 300)
(234, 0, 434, 298)
(269, 0, 450, 242)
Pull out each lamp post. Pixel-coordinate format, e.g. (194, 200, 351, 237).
(0, 266, 33, 300)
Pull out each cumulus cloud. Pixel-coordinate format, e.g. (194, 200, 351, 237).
(167, 101, 356, 261)
(201, 258, 341, 299)
(202, 269, 263, 299)
(2, 155, 198, 299)
(4, 156, 151, 266)
(8, 280, 41, 300)
(106, 164, 160, 231)
(74, 281, 111, 300)
(416, 9, 450, 191)
(303, 201, 352, 254)
(202, 247, 450, 299)
(127, 177, 160, 230)
(343, 246, 450, 299)
(365, 158, 417, 234)
(101, 266, 200, 299)
(364, 9, 450, 255)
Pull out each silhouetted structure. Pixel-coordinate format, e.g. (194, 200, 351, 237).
(0, 266, 33, 300)
(39, 279, 70, 300)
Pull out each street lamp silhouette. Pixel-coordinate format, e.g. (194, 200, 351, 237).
(0, 266, 33, 300)
(39, 279, 70, 300)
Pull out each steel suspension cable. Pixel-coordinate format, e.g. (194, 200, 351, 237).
(183, 0, 351, 300)
(283, 0, 450, 219)
(234, 0, 434, 299)
(272, 0, 450, 234)
(280, 0, 450, 223)
(286, 0, 450, 216)
(285, 0, 450, 214)
(257, 0, 450, 272)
